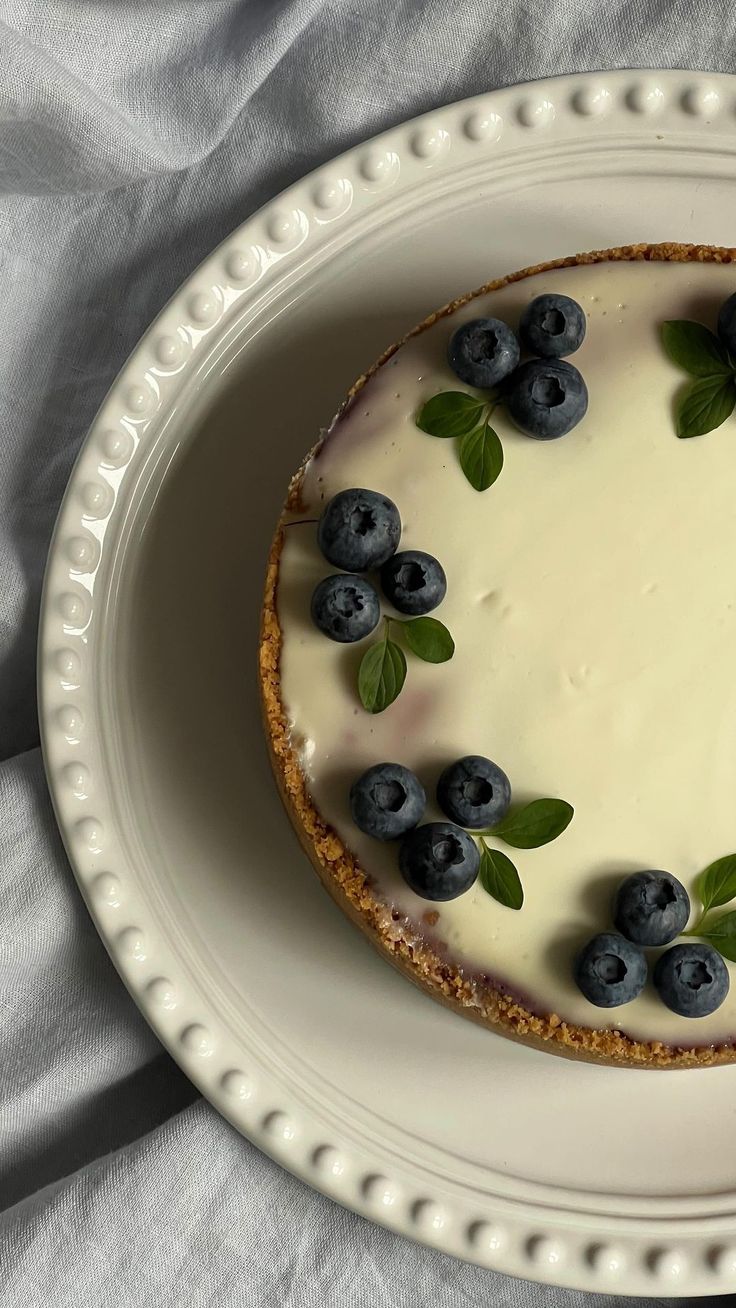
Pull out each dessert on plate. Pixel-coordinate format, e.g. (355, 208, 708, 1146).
(260, 242, 736, 1067)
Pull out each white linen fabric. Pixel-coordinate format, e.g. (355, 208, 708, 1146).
(1, 3, 734, 1303)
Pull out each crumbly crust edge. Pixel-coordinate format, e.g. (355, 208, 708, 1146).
(259, 241, 736, 1069)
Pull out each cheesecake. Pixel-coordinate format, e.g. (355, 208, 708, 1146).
(260, 243, 736, 1068)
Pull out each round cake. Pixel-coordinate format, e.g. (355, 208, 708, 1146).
(260, 242, 736, 1068)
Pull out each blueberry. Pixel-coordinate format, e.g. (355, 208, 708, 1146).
(574, 932, 647, 1008)
(317, 488, 401, 571)
(448, 317, 520, 390)
(350, 763, 426, 841)
(717, 292, 736, 356)
(506, 359, 588, 440)
(311, 574, 380, 643)
(613, 870, 690, 947)
(399, 822, 480, 901)
(653, 943, 729, 1018)
(519, 293, 586, 358)
(380, 550, 447, 616)
(436, 755, 511, 830)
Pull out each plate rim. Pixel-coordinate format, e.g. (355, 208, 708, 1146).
(38, 68, 736, 1295)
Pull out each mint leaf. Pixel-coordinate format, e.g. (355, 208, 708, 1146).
(488, 798, 574, 849)
(661, 321, 732, 377)
(698, 910, 736, 963)
(401, 616, 454, 663)
(416, 392, 485, 439)
(458, 421, 504, 491)
(675, 375, 736, 438)
(698, 854, 736, 914)
(479, 843, 523, 910)
(358, 636, 406, 713)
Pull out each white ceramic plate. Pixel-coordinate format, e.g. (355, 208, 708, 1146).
(39, 70, 736, 1296)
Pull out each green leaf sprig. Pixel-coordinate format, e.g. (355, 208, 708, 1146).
(358, 616, 454, 714)
(683, 854, 736, 960)
(416, 391, 504, 491)
(475, 798, 574, 910)
(691, 911, 736, 964)
(661, 320, 736, 438)
(482, 798, 574, 849)
(479, 843, 523, 910)
(358, 632, 407, 714)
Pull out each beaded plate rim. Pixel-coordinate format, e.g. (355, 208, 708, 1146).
(38, 70, 736, 1293)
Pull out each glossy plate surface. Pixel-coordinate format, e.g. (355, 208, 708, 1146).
(40, 71, 736, 1295)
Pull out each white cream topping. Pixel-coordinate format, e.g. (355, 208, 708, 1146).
(276, 259, 736, 1045)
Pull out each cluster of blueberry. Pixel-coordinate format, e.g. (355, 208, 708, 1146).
(310, 487, 446, 643)
(448, 293, 588, 439)
(575, 872, 729, 1018)
(350, 755, 510, 901)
